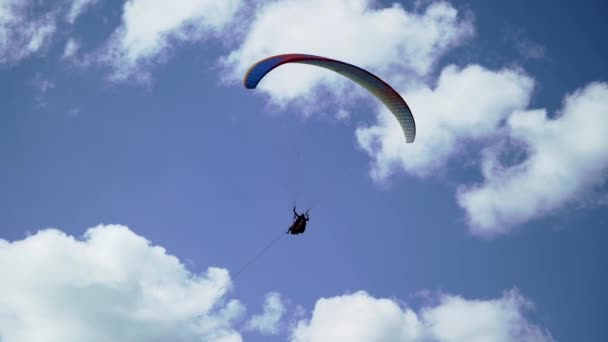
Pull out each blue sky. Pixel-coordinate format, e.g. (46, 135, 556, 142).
(1, 0, 607, 341)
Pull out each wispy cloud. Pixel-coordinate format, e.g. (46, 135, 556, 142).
(505, 28, 547, 60)
(0, 0, 106, 65)
(66, 107, 81, 118)
(62, 38, 80, 59)
(244, 292, 286, 335)
(28, 72, 56, 94)
(0, 0, 57, 65)
(66, 0, 99, 24)
(27, 72, 56, 108)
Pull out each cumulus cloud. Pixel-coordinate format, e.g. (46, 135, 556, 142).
(291, 289, 553, 342)
(244, 292, 286, 335)
(458, 82, 608, 236)
(0, 224, 244, 342)
(0, 0, 57, 64)
(97, 0, 243, 83)
(356, 64, 534, 179)
(221, 0, 474, 107)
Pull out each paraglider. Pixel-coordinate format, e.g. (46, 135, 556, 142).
(243, 53, 416, 143)
(217, 53, 414, 290)
(217, 205, 310, 292)
(287, 206, 310, 235)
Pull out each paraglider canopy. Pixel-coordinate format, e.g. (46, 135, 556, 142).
(244, 53, 416, 143)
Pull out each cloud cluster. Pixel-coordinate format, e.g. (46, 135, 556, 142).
(458, 82, 608, 236)
(218, 0, 608, 234)
(97, 0, 243, 83)
(291, 290, 553, 342)
(358, 66, 608, 235)
(221, 0, 474, 107)
(0, 225, 243, 342)
(3, 0, 606, 234)
(218, 0, 607, 235)
(356, 64, 534, 180)
(0, 225, 556, 341)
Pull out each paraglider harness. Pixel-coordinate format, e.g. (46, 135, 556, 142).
(217, 205, 311, 292)
(287, 206, 309, 235)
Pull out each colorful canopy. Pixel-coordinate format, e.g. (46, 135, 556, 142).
(244, 54, 416, 143)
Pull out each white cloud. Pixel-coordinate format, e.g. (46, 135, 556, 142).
(244, 292, 286, 335)
(291, 291, 424, 341)
(356, 64, 534, 180)
(221, 0, 474, 107)
(66, 0, 99, 24)
(63, 38, 80, 59)
(0, 0, 57, 64)
(0, 224, 244, 342)
(291, 289, 553, 342)
(457, 82, 608, 236)
(97, 0, 243, 83)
